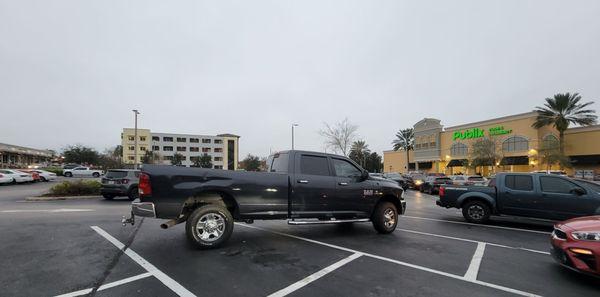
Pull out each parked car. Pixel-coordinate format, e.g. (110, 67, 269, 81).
(0, 172, 14, 185)
(406, 173, 426, 190)
(63, 167, 104, 178)
(383, 172, 409, 190)
(533, 170, 568, 177)
(421, 176, 453, 195)
(450, 175, 487, 186)
(101, 169, 140, 200)
(19, 170, 41, 182)
(552, 215, 600, 277)
(29, 169, 58, 182)
(123, 150, 406, 249)
(62, 164, 81, 170)
(0, 169, 34, 183)
(437, 173, 600, 223)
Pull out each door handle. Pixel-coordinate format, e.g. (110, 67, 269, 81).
(338, 182, 348, 186)
(297, 180, 309, 184)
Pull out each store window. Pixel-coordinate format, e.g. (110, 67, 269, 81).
(542, 134, 559, 150)
(451, 143, 468, 156)
(502, 136, 529, 152)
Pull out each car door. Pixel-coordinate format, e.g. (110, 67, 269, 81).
(72, 167, 87, 177)
(497, 175, 544, 217)
(331, 157, 373, 218)
(538, 176, 597, 220)
(290, 154, 336, 218)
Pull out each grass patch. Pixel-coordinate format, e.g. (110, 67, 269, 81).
(43, 180, 101, 197)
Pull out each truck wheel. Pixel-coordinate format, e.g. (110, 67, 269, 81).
(462, 201, 491, 223)
(128, 187, 139, 201)
(64, 172, 72, 177)
(372, 202, 398, 234)
(93, 172, 100, 178)
(186, 204, 233, 249)
(102, 194, 114, 200)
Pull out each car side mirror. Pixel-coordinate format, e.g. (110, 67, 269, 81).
(360, 170, 369, 181)
(571, 188, 585, 196)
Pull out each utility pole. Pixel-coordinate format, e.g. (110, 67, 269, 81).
(291, 124, 299, 150)
(132, 109, 140, 169)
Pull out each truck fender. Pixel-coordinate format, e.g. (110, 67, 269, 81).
(180, 189, 239, 218)
(457, 193, 496, 212)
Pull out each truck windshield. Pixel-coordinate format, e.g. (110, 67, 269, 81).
(267, 153, 289, 173)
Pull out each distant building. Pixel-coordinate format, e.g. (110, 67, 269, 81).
(121, 129, 240, 169)
(0, 143, 54, 168)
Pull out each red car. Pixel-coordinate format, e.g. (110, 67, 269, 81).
(551, 216, 600, 277)
(20, 170, 41, 182)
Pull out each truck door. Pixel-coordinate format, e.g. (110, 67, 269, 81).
(290, 154, 336, 218)
(330, 157, 373, 218)
(499, 174, 545, 218)
(538, 176, 596, 220)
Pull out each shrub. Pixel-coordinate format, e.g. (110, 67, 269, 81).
(42, 167, 64, 176)
(44, 180, 101, 197)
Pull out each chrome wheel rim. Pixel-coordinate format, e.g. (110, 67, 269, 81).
(468, 205, 484, 220)
(383, 208, 396, 228)
(196, 213, 226, 242)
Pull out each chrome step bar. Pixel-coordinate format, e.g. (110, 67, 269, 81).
(287, 218, 370, 225)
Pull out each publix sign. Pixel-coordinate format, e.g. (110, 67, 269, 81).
(453, 126, 512, 140)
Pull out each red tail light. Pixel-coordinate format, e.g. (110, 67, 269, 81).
(121, 178, 130, 184)
(138, 173, 152, 196)
(439, 186, 445, 197)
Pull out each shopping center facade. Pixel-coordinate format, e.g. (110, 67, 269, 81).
(383, 111, 600, 178)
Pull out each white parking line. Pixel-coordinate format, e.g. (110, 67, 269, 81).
(464, 242, 486, 281)
(237, 224, 541, 297)
(396, 228, 550, 255)
(1, 208, 94, 213)
(401, 215, 551, 234)
(54, 272, 152, 297)
(268, 253, 363, 297)
(91, 226, 196, 297)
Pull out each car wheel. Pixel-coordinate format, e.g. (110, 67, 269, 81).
(64, 172, 72, 177)
(11, 178, 17, 184)
(128, 187, 139, 201)
(462, 200, 491, 223)
(371, 201, 398, 234)
(92, 172, 100, 178)
(40, 176, 47, 182)
(102, 194, 115, 200)
(186, 204, 234, 249)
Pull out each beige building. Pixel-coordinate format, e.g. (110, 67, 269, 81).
(384, 112, 600, 178)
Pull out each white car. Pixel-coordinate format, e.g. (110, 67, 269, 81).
(31, 169, 58, 182)
(63, 167, 104, 178)
(0, 169, 34, 183)
(449, 175, 487, 186)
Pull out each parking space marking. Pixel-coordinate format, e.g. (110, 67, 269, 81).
(238, 224, 541, 297)
(401, 215, 551, 234)
(1, 208, 94, 213)
(54, 272, 152, 297)
(396, 228, 550, 255)
(268, 253, 363, 297)
(91, 226, 196, 297)
(464, 242, 486, 281)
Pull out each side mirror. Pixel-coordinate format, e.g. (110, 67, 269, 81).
(360, 170, 369, 181)
(571, 188, 585, 196)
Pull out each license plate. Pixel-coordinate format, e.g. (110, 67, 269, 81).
(108, 180, 115, 185)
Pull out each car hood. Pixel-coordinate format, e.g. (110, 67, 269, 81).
(556, 215, 600, 231)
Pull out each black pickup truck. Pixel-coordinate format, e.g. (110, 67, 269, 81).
(124, 150, 406, 249)
(437, 173, 600, 223)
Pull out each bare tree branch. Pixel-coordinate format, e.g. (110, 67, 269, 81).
(319, 118, 358, 156)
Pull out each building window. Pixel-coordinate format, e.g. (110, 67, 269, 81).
(214, 165, 223, 169)
(190, 147, 199, 152)
(163, 137, 173, 142)
(128, 146, 135, 150)
(164, 156, 173, 161)
(152, 136, 160, 141)
(542, 134, 559, 150)
(429, 135, 436, 148)
(202, 139, 211, 144)
(502, 136, 529, 152)
(180, 156, 187, 160)
(177, 137, 186, 142)
(214, 148, 223, 153)
(140, 146, 146, 151)
(140, 136, 146, 141)
(190, 138, 199, 143)
(450, 143, 468, 156)
(214, 157, 223, 161)
(202, 148, 211, 153)
(177, 146, 186, 152)
(214, 139, 223, 144)
(163, 146, 173, 151)
(128, 156, 135, 160)
(128, 136, 135, 141)
(152, 146, 160, 151)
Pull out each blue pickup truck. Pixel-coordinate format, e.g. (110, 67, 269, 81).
(436, 173, 600, 223)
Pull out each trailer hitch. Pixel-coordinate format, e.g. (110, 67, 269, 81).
(122, 212, 135, 226)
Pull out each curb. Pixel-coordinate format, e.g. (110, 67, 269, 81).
(25, 195, 101, 201)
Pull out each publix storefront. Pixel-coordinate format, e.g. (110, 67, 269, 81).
(383, 112, 600, 178)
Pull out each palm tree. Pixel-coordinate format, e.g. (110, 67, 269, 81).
(392, 128, 414, 172)
(350, 140, 371, 168)
(532, 93, 597, 156)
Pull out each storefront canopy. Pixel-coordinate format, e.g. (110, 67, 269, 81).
(500, 156, 529, 166)
(570, 154, 600, 165)
(447, 159, 468, 167)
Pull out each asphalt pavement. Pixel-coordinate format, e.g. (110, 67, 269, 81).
(0, 181, 599, 297)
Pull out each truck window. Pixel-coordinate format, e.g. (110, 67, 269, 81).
(540, 176, 584, 194)
(268, 153, 289, 173)
(332, 158, 361, 178)
(300, 155, 330, 176)
(505, 175, 533, 191)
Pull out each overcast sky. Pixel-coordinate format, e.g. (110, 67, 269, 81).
(1, 1, 599, 157)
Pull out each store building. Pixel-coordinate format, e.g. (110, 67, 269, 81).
(121, 128, 240, 169)
(0, 143, 54, 168)
(384, 112, 600, 178)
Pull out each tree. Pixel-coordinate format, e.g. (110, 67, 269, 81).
(392, 128, 414, 172)
(171, 153, 185, 166)
(538, 139, 571, 170)
(469, 138, 498, 175)
(532, 93, 597, 158)
(193, 153, 213, 168)
(141, 150, 161, 164)
(63, 145, 100, 165)
(349, 140, 371, 168)
(364, 152, 383, 173)
(239, 154, 262, 171)
(112, 145, 123, 159)
(320, 118, 358, 156)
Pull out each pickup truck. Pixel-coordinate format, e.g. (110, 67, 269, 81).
(124, 150, 406, 249)
(63, 166, 104, 178)
(436, 173, 600, 223)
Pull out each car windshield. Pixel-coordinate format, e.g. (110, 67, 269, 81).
(105, 170, 128, 178)
(436, 177, 451, 182)
(575, 180, 600, 193)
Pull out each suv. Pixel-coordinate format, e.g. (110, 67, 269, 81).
(101, 169, 140, 200)
(421, 176, 453, 194)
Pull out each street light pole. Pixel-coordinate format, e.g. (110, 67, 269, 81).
(291, 124, 299, 150)
(132, 109, 140, 169)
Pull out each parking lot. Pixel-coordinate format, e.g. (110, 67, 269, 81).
(1, 183, 599, 297)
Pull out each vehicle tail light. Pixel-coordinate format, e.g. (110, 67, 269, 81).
(439, 186, 445, 197)
(121, 178, 129, 184)
(138, 173, 152, 196)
